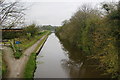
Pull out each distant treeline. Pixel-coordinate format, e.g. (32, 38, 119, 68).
(40, 25, 56, 31)
(56, 2, 120, 78)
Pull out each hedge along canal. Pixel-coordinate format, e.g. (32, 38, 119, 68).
(24, 32, 50, 78)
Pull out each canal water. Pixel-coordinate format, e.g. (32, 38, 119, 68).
(34, 33, 107, 78)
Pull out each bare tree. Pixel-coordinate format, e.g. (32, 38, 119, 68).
(0, 0, 26, 28)
(101, 2, 118, 15)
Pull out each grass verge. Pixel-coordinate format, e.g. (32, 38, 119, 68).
(24, 53, 36, 78)
(2, 61, 7, 77)
(34, 34, 49, 53)
(0, 50, 6, 77)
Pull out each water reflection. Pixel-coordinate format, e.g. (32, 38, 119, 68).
(34, 33, 108, 78)
(34, 33, 69, 78)
(59, 37, 109, 78)
(61, 59, 83, 78)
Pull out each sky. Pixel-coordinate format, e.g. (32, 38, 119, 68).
(8, 0, 119, 26)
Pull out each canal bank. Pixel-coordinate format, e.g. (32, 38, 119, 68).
(24, 32, 50, 78)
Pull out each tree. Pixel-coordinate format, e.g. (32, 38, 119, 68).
(102, 2, 117, 14)
(0, 0, 26, 28)
(24, 24, 39, 37)
(62, 20, 69, 26)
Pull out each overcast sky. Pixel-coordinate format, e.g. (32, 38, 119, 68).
(10, 0, 119, 26)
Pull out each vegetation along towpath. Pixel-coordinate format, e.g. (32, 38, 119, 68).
(3, 34, 49, 78)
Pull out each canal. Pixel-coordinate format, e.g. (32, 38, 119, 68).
(34, 33, 107, 78)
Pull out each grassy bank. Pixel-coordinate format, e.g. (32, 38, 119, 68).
(24, 53, 36, 78)
(0, 49, 7, 77)
(34, 33, 49, 53)
(2, 61, 7, 77)
(24, 32, 50, 78)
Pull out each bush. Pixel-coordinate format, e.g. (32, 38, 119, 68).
(14, 51, 22, 59)
(14, 45, 22, 59)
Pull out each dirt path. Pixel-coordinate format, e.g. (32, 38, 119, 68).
(3, 35, 48, 78)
